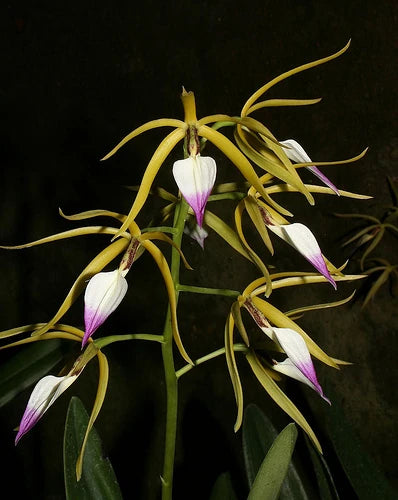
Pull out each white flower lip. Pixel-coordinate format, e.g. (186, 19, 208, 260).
(271, 327, 330, 403)
(172, 155, 217, 227)
(83, 269, 128, 346)
(267, 222, 336, 288)
(281, 139, 339, 195)
(15, 374, 78, 444)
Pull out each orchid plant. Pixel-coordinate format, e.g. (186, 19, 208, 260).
(0, 41, 370, 499)
(336, 176, 398, 307)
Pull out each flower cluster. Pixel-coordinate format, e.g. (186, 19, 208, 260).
(0, 41, 368, 479)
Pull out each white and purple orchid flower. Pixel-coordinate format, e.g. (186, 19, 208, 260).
(244, 301, 329, 403)
(82, 239, 140, 347)
(270, 328, 330, 404)
(15, 373, 80, 444)
(280, 139, 339, 195)
(259, 206, 336, 288)
(172, 155, 217, 227)
(83, 269, 128, 347)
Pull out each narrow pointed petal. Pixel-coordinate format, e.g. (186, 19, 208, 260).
(271, 327, 330, 403)
(280, 139, 339, 195)
(268, 222, 336, 288)
(184, 223, 208, 249)
(173, 156, 216, 227)
(83, 270, 128, 346)
(15, 374, 78, 443)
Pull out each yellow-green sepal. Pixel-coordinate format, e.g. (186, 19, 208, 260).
(246, 350, 322, 453)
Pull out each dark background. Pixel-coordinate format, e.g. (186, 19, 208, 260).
(0, 1, 397, 498)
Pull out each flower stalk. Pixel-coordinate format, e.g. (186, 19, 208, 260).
(160, 195, 189, 500)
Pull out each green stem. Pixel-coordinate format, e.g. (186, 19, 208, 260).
(94, 334, 164, 349)
(176, 343, 248, 379)
(177, 284, 240, 298)
(161, 197, 189, 500)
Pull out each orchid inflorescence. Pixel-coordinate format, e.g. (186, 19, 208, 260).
(1, 41, 369, 493)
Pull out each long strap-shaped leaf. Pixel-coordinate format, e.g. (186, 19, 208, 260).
(247, 423, 298, 500)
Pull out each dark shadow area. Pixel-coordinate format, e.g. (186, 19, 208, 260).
(0, 1, 396, 498)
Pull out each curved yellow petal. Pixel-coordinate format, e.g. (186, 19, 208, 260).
(113, 127, 186, 240)
(224, 312, 244, 432)
(254, 274, 365, 294)
(0, 331, 83, 350)
(32, 238, 129, 337)
(266, 184, 372, 200)
(241, 40, 351, 116)
(284, 291, 356, 317)
(231, 301, 250, 347)
(290, 147, 368, 169)
(76, 350, 109, 480)
(234, 201, 272, 296)
(59, 208, 126, 223)
(247, 98, 322, 114)
(140, 239, 192, 365)
(198, 125, 285, 210)
(251, 296, 338, 368)
(204, 210, 253, 262)
(244, 196, 274, 254)
(101, 119, 186, 161)
(0, 226, 130, 250)
(246, 350, 322, 453)
(139, 231, 193, 270)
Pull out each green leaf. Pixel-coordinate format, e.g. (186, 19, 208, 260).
(248, 423, 298, 500)
(0, 339, 63, 408)
(64, 396, 122, 500)
(326, 389, 396, 500)
(304, 435, 339, 500)
(209, 472, 238, 500)
(243, 404, 310, 499)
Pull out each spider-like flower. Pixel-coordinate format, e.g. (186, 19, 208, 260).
(244, 299, 330, 403)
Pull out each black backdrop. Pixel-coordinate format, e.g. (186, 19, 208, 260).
(0, 1, 397, 498)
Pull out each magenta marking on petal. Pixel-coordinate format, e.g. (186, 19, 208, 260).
(307, 166, 340, 195)
(184, 190, 212, 227)
(295, 360, 331, 404)
(83, 306, 108, 346)
(15, 407, 40, 445)
(306, 253, 337, 289)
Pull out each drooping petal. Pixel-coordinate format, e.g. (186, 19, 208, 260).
(15, 374, 78, 444)
(83, 270, 128, 346)
(184, 223, 208, 249)
(271, 327, 330, 403)
(172, 155, 217, 227)
(267, 222, 336, 288)
(280, 139, 339, 195)
(272, 358, 330, 404)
